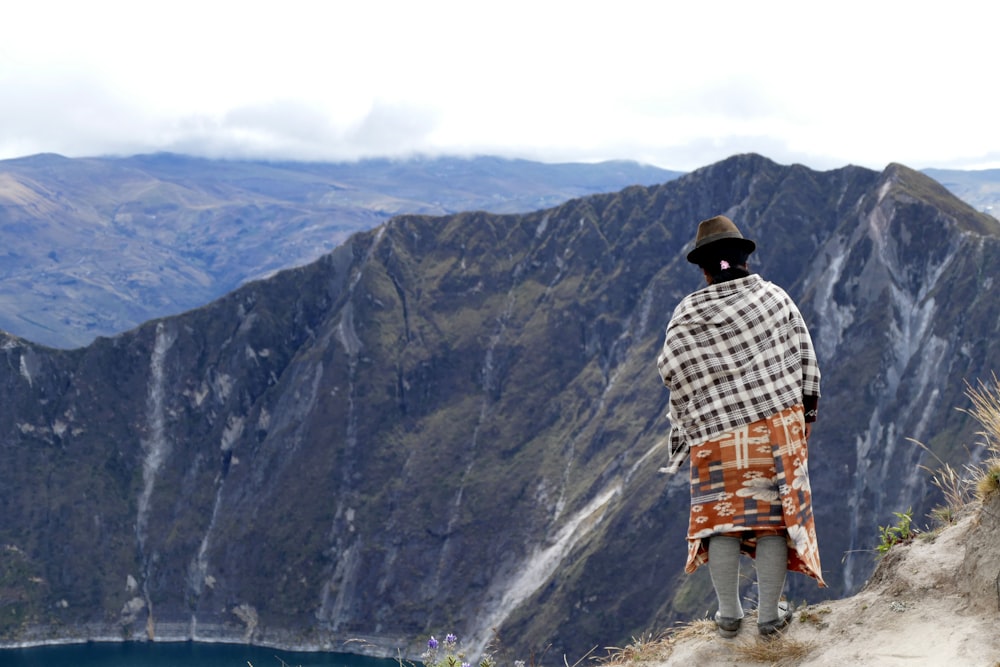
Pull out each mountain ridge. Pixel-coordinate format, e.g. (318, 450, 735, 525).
(0, 154, 998, 662)
(0, 153, 681, 349)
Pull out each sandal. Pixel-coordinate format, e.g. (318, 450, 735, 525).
(758, 600, 794, 636)
(714, 611, 742, 638)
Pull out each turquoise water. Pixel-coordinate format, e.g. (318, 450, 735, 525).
(0, 642, 402, 667)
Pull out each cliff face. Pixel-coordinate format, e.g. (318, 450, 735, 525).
(1, 154, 998, 660)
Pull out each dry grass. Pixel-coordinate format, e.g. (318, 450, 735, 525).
(597, 615, 816, 666)
(730, 635, 815, 665)
(914, 373, 1000, 522)
(964, 373, 1000, 448)
(912, 439, 973, 522)
(597, 621, 714, 665)
(665, 619, 716, 644)
(598, 631, 671, 664)
(973, 463, 1000, 501)
(962, 374, 1000, 502)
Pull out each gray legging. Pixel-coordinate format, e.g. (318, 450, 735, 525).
(708, 534, 787, 624)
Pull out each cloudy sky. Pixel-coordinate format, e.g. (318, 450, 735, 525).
(1, 1, 996, 172)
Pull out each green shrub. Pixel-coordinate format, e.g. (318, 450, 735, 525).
(876, 508, 916, 557)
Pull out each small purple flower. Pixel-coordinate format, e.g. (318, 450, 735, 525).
(445, 633, 457, 645)
(720, 260, 731, 270)
(428, 636, 439, 650)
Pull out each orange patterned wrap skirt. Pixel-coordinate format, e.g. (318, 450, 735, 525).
(685, 404, 826, 586)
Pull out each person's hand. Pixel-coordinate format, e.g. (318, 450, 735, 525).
(804, 422, 812, 440)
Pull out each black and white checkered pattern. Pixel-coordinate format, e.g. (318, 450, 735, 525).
(657, 274, 821, 473)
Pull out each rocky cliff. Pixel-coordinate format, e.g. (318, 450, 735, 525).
(1, 154, 998, 661)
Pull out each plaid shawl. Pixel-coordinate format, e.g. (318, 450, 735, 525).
(657, 274, 820, 473)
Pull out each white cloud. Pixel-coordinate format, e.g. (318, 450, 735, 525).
(2, 0, 1000, 171)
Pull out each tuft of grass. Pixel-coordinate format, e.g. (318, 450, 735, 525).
(928, 503, 957, 526)
(961, 374, 1000, 502)
(928, 459, 969, 514)
(963, 374, 1000, 449)
(599, 630, 672, 664)
(912, 373, 1000, 521)
(598, 616, 815, 666)
(912, 438, 973, 524)
(973, 463, 1000, 502)
(597, 621, 714, 665)
(731, 636, 815, 665)
(664, 619, 716, 645)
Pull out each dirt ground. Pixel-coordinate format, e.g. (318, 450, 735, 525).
(647, 498, 1000, 666)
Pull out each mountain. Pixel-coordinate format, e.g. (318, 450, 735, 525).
(0, 153, 680, 349)
(0, 154, 998, 662)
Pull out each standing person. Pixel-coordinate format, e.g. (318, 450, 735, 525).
(656, 215, 826, 638)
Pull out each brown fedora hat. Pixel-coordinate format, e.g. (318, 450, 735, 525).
(686, 215, 756, 264)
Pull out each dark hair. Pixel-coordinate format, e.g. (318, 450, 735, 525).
(695, 239, 752, 283)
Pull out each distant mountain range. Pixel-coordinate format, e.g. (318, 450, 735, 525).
(921, 167, 1000, 216)
(0, 154, 680, 348)
(3, 154, 998, 351)
(1, 153, 998, 660)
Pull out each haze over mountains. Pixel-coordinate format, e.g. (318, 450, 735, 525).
(0, 154, 679, 349)
(2, 154, 998, 351)
(1, 153, 998, 661)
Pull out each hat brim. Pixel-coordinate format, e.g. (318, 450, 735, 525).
(686, 234, 757, 264)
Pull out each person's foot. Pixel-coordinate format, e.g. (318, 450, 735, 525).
(714, 611, 742, 638)
(758, 600, 794, 636)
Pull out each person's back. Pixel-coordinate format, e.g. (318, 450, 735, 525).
(656, 215, 824, 637)
(659, 273, 819, 463)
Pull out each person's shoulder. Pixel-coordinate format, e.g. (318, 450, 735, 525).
(756, 276, 792, 299)
(755, 278, 807, 318)
(675, 284, 712, 308)
(667, 294, 694, 323)
(667, 287, 708, 326)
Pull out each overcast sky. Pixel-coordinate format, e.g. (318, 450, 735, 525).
(1, 1, 997, 172)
